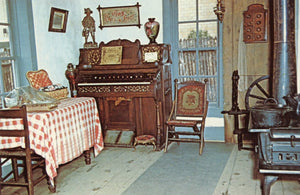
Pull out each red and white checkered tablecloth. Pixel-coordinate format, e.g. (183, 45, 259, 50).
(0, 97, 104, 185)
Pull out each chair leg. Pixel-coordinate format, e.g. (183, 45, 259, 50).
(199, 126, 205, 155)
(164, 126, 169, 153)
(173, 127, 180, 146)
(25, 157, 34, 195)
(12, 158, 19, 182)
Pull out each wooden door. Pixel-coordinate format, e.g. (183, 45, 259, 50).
(103, 97, 135, 131)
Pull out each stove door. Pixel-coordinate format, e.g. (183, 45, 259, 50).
(259, 128, 300, 165)
(270, 128, 300, 165)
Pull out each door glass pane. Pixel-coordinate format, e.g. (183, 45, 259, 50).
(178, 0, 196, 21)
(207, 77, 217, 102)
(178, 50, 197, 76)
(198, 50, 217, 76)
(198, 0, 217, 20)
(179, 23, 197, 48)
(198, 22, 218, 42)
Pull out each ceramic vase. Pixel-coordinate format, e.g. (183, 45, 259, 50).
(144, 18, 160, 44)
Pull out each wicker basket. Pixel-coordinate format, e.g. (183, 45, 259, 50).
(44, 88, 69, 100)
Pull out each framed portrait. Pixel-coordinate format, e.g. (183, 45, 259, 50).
(97, 3, 141, 29)
(48, 7, 69, 33)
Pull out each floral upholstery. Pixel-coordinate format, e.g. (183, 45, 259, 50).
(177, 84, 205, 116)
(135, 135, 156, 141)
(133, 135, 156, 151)
(26, 69, 53, 89)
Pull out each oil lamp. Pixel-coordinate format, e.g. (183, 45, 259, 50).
(214, 0, 225, 22)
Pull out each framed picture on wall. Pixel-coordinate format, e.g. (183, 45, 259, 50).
(97, 3, 141, 29)
(48, 7, 69, 33)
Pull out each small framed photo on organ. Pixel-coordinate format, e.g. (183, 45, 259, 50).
(141, 45, 161, 64)
(144, 52, 158, 63)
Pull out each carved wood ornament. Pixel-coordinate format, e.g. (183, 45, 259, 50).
(243, 4, 268, 43)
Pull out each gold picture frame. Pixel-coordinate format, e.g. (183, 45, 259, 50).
(48, 7, 69, 33)
(100, 46, 123, 65)
(97, 3, 141, 29)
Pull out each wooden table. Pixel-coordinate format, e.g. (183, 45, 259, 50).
(0, 97, 104, 187)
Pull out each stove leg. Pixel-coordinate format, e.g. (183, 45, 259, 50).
(261, 175, 278, 195)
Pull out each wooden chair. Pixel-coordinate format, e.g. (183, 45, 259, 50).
(26, 69, 53, 89)
(0, 105, 48, 195)
(164, 79, 209, 155)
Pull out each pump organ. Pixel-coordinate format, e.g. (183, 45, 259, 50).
(66, 39, 172, 149)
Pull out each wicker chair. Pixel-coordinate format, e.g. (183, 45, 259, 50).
(164, 79, 209, 155)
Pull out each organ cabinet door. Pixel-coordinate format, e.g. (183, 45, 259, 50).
(102, 97, 135, 131)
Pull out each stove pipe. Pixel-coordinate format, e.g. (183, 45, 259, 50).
(272, 0, 297, 105)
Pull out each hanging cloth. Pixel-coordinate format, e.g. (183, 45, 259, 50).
(237, 21, 247, 91)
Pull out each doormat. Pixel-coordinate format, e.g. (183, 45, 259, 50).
(104, 130, 135, 147)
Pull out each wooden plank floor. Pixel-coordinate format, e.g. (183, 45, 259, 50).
(1, 146, 163, 195)
(2, 143, 300, 195)
(214, 145, 300, 195)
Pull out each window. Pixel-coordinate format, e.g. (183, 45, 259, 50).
(163, 0, 223, 116)
(0, 0, 14, 94)
(0, 0, 38, 107)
